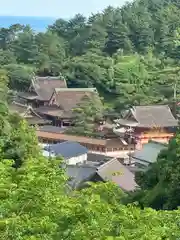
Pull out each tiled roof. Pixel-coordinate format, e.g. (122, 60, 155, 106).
(66, 158, 138, 191)
(46, 141, 88, 159)
(36, 127, 132, 148)
(26, 116, 51, 125)
(35, 106, 72, 118)
(66, 165, 96, 188)
(37, 130, 107, 146)
(97, 158, 137, 191)
(31, 76, 67, 101)
(131, 141, 167, 165)
(51, 88, 99, 111)
(9, 102, 50, 125)
(115, 119, 138, 127)
(87, 153, 112, 163)
(18, 92, 38, 100)
(130, 105, 178, 127)
(54, 88, 96, 92)
(9, 101, 28, 115)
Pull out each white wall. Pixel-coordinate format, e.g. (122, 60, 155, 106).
(67, 153, 87, 165)
(41, 148, 87, 165)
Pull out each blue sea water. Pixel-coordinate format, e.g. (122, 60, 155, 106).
(0, 16, 56, 32)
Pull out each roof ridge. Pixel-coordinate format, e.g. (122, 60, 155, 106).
(12, 101, 28, 108)
(35, 76, 61, 79)
(29, 108, 43, 119)
(54, 88, 97, 92)
(20, 104, 43, 119)
(133, 104, 169, 108)
(55, 140, 85, 146)
(97, 157, 117, 171)
(68, 164, 96, 170)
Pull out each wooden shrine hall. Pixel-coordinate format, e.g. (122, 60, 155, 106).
(11, 75, 102, 127)
(114, 105, 178, 148)
(18, 76, 67, 107)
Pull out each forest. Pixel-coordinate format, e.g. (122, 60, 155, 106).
(1, 0, 180, 238)
(1, 0, 180, 111)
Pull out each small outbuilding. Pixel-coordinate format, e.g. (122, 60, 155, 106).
(43, 141, 88, 165)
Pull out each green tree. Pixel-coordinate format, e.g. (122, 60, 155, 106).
(0, 156, 67, 239)
(1, 156, 180, 239)
(132, 132, 180, 210)
(104, 21, 133, 56)
(5, 64, 34, 91)
(66, 94, 104, 137)
(0, 119, 40, 168)
(1, 0, 180, 117)
(0, 69, 10, 138)
(0, 49, 17, 65)
(10, 26, 38, 64)
(35, 31, 66, 75)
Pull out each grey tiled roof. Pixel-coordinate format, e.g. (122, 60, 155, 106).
(87, 153, 112, 163)
(66, 157, 137, 191)
(47, 141, 88, 159)
(132, 141, 167, 164)
(66, 165, 96, 188)
(97, 158, 137, 191)
(131, 105, 178, 127)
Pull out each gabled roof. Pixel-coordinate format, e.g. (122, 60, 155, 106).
(9, 101, 29, 115)
(97, 158, 137, 191)
(50, 88, 99, 111)
(66, 165, 96, 188)
(9, 101, 50, 125)
(131, 105, 178, 127)
(66, 158, 137, 191)
(46, 141, 88, 159)
(117, 105, 178, 128)
(9, 101, 39, 117)
(131, 141, 167, 166)
(30, 76, 67, 101)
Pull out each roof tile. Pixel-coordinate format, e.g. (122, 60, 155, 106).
(51, 88, 99, 111)
(32, 76, 67, 101)
(97, 158, 137, 191)
(46, 141, 88, 159)
(130, 105, 178, 127)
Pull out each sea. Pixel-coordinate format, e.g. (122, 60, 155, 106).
(0, 16, 56, 32)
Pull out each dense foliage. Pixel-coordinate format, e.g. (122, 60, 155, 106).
(0, 68, 179, 238)
(1, 151, 180, 239)
(126, 132, 180, 210)
(1, 0, 180, 110)
(0, 69, 40, 168)
(1, 0, 180, 238)
(66, 94, 104, 137)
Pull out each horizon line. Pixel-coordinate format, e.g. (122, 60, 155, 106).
(0, 15, 57, 19)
